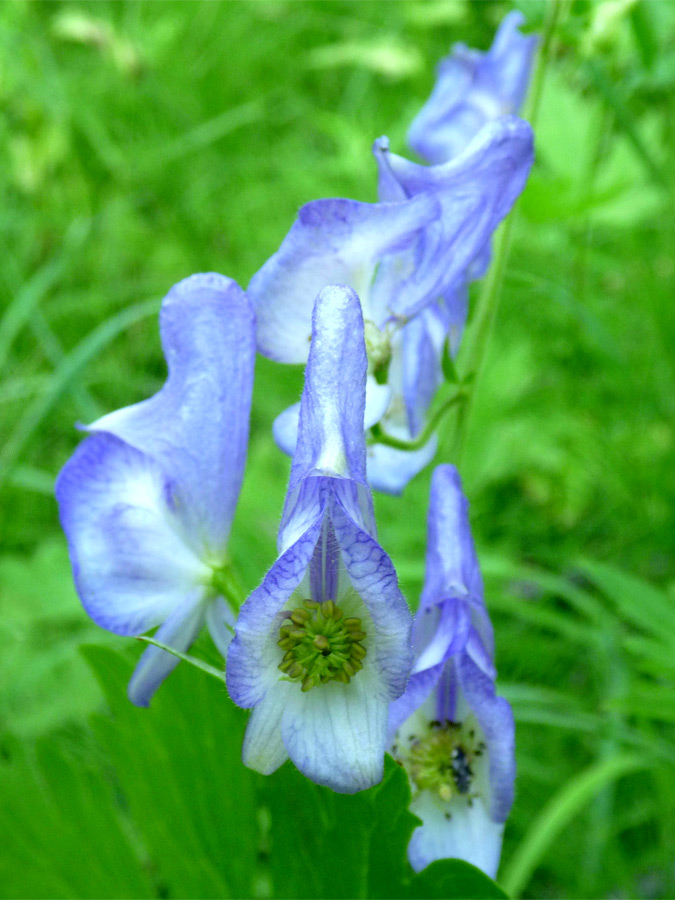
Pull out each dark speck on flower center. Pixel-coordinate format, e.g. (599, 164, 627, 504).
(407, 720, 485, 803)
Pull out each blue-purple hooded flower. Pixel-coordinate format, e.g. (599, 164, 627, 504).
(366, 119, 533, 491)
(389, 465, 515, 878)
(226, 284, 413, 793)
(252, 119, 533, 495)
(56, 273, 255, 706)
(408, 11, 538, 164)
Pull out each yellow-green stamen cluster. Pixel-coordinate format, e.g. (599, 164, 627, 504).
(408, 722, 476, 803)
(277, 599, 367, 692)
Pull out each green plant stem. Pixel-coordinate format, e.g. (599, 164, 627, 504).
(210, 561, 247, 610)
(448, 0, 566, 467)
(136, 637, 226, 682)
(370, 389, 467, 451)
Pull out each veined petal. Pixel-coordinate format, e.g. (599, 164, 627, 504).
(330, 491, 413, 698)
(388, 664, 441, 740)
(278, 475, 329, 555)
(412, 598, 472, 675)
(458, 652, 515, 822)
(249, 195, 439, 362)
(242, 681, 291, 775)
(56, 432, 210, 636)
(388, 598, 471, 739)
(128, 593, 207, 707)
(272, 376, 391, 463)
(87, 273, 255, 560)
(408, 791, 504, 878)
(281, 671, 388, 793)
(288, 285, 369, 489)
(205, 596, 236, 657)
(366, 437, 438, 496)
(226, 508, 326, 708)
(421, 465, 483, 611)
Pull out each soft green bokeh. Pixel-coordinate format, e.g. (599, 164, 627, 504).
(1, 1, 674, 898)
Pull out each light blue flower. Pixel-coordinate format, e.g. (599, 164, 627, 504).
(389, 465, 515, 878)
(251, 119, 533, 494)
(366, 118, 533, 490)
(227, 285, 413, 793)
(56, 274, 256, 706)
(408, 11, 538, 165)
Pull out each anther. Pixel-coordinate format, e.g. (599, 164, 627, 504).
(313, 634, 329, 651)
(347, 630, 367, 642)
(321, 600, 335, 619)
(291, 609, 311, 625)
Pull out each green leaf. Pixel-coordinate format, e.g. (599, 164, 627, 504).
(577, 558, 675, 637)
(0, 538, 106, 737)
(263, 755, 416, 899)
(408, 859, 508, 899)
(81, 644, 258, 899)
(0, 736, 153, 898)
(263, 754, 506, 899)
(501, 753, 649, 898)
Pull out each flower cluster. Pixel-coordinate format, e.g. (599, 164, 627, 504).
(389, 466, 515, 877)
(56, 10, 536, 882)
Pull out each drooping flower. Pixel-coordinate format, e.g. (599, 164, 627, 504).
(369, 119, 533, 484)
(408, 11, 538, 165)
(251, 118, 533, 494)
(389, 464, 515, 878)
(226, 284, 413, 793)
(56, 273, 255, 706)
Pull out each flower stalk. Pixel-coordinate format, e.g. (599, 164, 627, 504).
(449, 0, 567, 467)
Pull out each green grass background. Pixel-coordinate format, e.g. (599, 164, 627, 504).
(1, 1, 674, 897)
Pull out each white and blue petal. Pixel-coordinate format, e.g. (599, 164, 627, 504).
(281, 670, 388, 793)
(56, 273, 255, 704)
(273, 376, 391, 482)
(249, 196, 439, 363)
(128, 593, 209, 707)
(228, 286, 413, 792)
(56, 432, 210, 636)
(421, 466, 484, 612)
(227, 505, 327, 708)
(86, 273, 255, 561)
(408, 790, 504, 878)
(373, 119, 534, 321)
(457, 651, 515, 822)
(408, 11, 538, 164)
(288, 285, 369, 489)
(390, 465, 515, 875)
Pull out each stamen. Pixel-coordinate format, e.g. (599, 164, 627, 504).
(277, 598, 367, 689)
(404, 720, 481, 804)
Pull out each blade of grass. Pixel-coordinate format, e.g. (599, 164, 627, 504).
(0, 297, 160, 489)
(501, 753, 648, 898)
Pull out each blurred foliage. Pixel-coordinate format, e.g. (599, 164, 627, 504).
(0, 647, 507, 899)
(0, 0, 674, 898)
